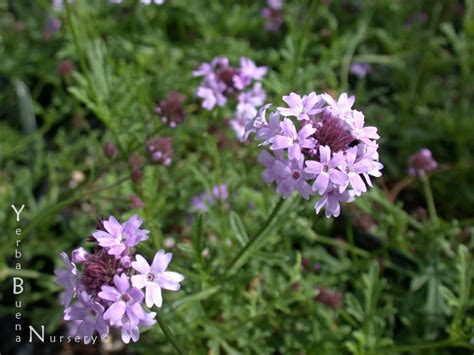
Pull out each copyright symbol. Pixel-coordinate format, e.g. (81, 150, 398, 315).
(101, 334, 110, 342)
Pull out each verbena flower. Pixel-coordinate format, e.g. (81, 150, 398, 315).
(155, 91, 186, 128)
(146, 136, 173, 166)
(244, 92, 382, 217)
(191, 184, 229, 212)
(408, 148, 437, 176)
(92, 215, 149, 256)
(56, 215, 184, 343)
(131, 252, 185, 308)
(261, 0, 284, 31)
(194, 56, 267, 139)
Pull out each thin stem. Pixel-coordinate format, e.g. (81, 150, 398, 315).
(421, 175, 438, 225)
(155, 309, 187, 354)
(224, 198, 286, 277)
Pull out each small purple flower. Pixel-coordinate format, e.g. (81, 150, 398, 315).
(147, 136, 173, 166)
(408, 149, 437, 176)
(322, 93, 355, 119)
(315, 185, 354, 218)
(92, 215, 149, 256)
(278, 92, 322, 121)
(350, 62, 372, 78)
(258, 150, 285, 185)
(270, 119, 316, 160)
(191, 184, 228, 212)
(155, 91, 186, 128)
(233, 58, 267, 90)
(99, 274, 145, 326)
(348, 110, 379, 146)
(64, 291, 109, 342)
(274, 157, 313, 199)
(131, 251, 185, 308)
(305, 146, 348, 195)
(261, 0, 284, 31)
(72, 247, 89, 264)
(55, 252, 78, 306)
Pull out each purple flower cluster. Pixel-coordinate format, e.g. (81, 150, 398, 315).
(192, 184, 229, 212)
(244, 92, 383, 217)
(55, 215, 184, 343)
(408, 148, 437, 176)
(261, 0, 284, 31)
(155, 91, 186, 128)
(193, 56, 267, 139)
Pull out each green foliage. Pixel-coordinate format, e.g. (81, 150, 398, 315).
(1, 0, 473, 354)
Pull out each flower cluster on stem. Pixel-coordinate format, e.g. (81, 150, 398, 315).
(55, 215, 184, 343)
(244, 92, 383, 217)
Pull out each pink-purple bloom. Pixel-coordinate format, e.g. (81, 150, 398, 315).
(408, 148, 437, 176)
(245, 92, 383, 217)
(192, 184, 229, 212)
(261, 0, 284, 31)
(56, 215, 184, 344)
(131, 252, 185, 308)
(194, 56, 267, 139)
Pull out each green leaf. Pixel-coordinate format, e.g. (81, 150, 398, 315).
(229, 211, 249, 246)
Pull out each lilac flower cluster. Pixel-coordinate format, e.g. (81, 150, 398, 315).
(193, 57, 267, 139)
(244, 92, 383, 217)
(261, 0, 284, 31)
(55, 215, 184, 343)
(408, 148, 437, 176)
(192, 184, 229, 212)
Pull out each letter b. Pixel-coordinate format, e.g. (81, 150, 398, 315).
(13, 277, 24, 294)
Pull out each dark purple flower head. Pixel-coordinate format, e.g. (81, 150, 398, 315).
(315, 287, 343, 309)
(81, 249, 121, 295)
(155, 91, 186, 127)
(245, 92, 382, 217)
(147, 137, 173, 166)
(103, 141, 118, 159)
(408, 148, 437, 176)
(57, 59, 75, 77)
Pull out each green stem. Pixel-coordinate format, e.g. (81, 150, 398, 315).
(155, 309, 187, 354)
(421, 175, 438, 225)
(224, 198, 287, 277)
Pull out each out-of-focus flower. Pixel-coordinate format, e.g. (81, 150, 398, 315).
(315, 287, 343, 309)
(147, 137, 173, 166)
(350, 62, 372, 78)
(408, 148, 437, 176)
(56, 216, 182, 343)
(131, 252, 185, 308)
(155, 92, 186, 128)
(244, 92, 382, 217)
(103, 142, 118, 159)
(194, 56, 267, 140)
(43, 15, 61, 39)
(191, 184, 229, 212)
(130, 195, 145, 209)
(261, 0, 284, 31)
(57, 59, 75, 77)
